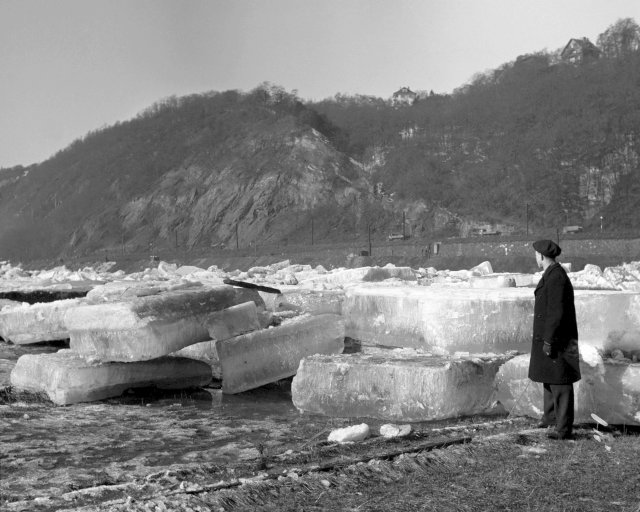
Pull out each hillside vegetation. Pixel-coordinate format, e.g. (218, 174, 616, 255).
(312, 18, 640, 234)
(0, 87, 376, 260)
(1, 18, 639, 262)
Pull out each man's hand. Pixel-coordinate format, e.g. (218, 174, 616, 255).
(542, 342, 553, 357)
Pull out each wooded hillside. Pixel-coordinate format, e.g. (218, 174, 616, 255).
(312, 18, 640, 233)
(1, 18, 639, 262)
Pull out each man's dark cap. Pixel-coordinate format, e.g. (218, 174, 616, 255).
(533, 239, 561, 258)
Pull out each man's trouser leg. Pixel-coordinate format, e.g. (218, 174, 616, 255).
(549, 383, 574, 436)
(542, 383, 557, 426)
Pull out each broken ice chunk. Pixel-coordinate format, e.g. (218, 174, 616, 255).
(495, 353, 640, 426)
(343, 286, 640, 354)
(0, 299, 82, 344)
(328, 423, 370, 443)
(65, 286, 264, 362)
(216, 314, 345, 394)
(292, 347, 513, 421)
(10, 349, 211, 405)
(172, 340, 221, 379)
(205, 301, 262, 340)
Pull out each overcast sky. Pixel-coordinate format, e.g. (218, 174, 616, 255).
(2, 0, 640, 168)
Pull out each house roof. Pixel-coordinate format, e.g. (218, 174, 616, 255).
(392, 87, 416, 97)
(561, 37, 600, 60)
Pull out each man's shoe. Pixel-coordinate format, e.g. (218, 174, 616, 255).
(536, 421, 553, 428)
(547, 432, 573, 440)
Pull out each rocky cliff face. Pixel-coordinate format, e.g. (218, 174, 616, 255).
(0, 100, 373, 261)
(118, 125, 370, 250)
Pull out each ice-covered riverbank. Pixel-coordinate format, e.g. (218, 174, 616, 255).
(1, 256, 639, 510)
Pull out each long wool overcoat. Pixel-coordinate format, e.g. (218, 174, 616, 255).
(528, 262, 581, 384)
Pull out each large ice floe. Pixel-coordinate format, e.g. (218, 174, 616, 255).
(0, 299, 85, 344)
(1, 257, 639, 422)
(0, 261, 115, 303)
(216, 314, 345, 394)
(496, 347, 640, 426)
(10, 349, 211, 405)
(292, 347, 515, 421)
(342, 286, 639, 353)
(65, 285, 264, 362)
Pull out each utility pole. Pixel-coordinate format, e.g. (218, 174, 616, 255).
(368, 223, 372, 256)
(402, 211, 406, 239)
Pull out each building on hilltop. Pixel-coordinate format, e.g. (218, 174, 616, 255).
(391, 86, 417, 106)
(560, 37, 600, 64)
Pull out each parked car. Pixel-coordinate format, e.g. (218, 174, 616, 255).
(562, 225, 583, 234)
(388, 233, 410, 241)
(469, 228, 501, 236)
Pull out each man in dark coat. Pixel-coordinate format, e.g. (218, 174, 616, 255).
(529, 239, 581, 440)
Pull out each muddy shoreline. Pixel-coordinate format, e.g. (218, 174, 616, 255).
(1, 378, 527, 512)
(0, 338, 515, 511)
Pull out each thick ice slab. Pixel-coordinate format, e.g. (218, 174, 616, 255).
(569, 262, 640, 291)
(10, 349, 211, 405)
(0, 298, 20, 311)
(276, 288, 344, 315)
(343, 286, 532, 353)
(469, 275, 516, 288)
(205, 301, 263, 340)
(604, 330, 640, 358)
(0, 299, 83, 344)
(217, 314, 345, 394)
(173, 301, 270, 378)
(576, 292, 640, 348)
(172, 340, 222, 379)
(65, 286, 264, 362)
(343, 286, 640, 353)
(0, 280, 96, 304)
(85, 279, 203, 302)
(0, 358, 14, 386)
(172, 302, 269, 378)
(495, 351, 640, 426)
(291, 348, 514, 421)
(298, 266, 417, 288)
